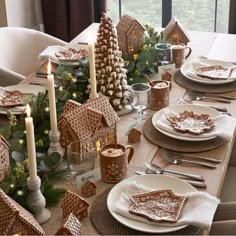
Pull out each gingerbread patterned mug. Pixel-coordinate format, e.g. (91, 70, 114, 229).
(172, 43, 192, 68)
(99, 144, 134, 183)
(150, 80, 170, 111)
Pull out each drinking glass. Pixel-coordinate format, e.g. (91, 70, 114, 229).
(67, 140, 96, 184)
(155, 43, 173, 66)
(130, 83, 151, 120)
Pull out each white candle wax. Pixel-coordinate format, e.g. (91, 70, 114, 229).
(47, 74, 58, 133)
(88, 42, 98, 99)
(25, 104, 37, 182)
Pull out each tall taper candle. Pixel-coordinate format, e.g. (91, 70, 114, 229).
(25, 104, 37, 182)
(47, 61, 58, 133)
(88, 42, 98, 99)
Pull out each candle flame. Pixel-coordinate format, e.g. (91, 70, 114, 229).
(47, 60, 51, 75)
(26, 104, 31, 117)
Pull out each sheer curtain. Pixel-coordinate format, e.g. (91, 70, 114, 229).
(228, 0, 236, 34)
(41, 0, 107, 42)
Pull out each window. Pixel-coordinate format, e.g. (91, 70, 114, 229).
(108, 0, 230, 33)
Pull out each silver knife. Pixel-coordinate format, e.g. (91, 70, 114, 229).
(136, 170, 207, 188)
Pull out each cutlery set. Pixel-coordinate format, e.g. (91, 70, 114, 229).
(138, 148, 223, 188)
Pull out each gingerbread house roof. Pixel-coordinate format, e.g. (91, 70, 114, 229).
(82, 180, 96, 191)
(55, 213, 83, 235)
(61, 191, 89, 218)
(163, 17, 191, 43)
(58, 96, 119, 142)
(0, 189, 45, 235)
(116, 15, 145, 36)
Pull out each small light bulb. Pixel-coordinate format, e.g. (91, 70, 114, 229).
(19, 139, 24, 144)
(17, 190, 24, 196)
(44, 129, 49, 135)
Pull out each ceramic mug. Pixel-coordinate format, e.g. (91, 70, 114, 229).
(149, 80, 170, 111)
(99, 144, 134, 183)
(172, 43, 192, 68)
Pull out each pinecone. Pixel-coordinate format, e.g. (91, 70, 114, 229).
(95, 11, 130, 111)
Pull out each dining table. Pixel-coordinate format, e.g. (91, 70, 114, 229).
(18, 24, 236, 235)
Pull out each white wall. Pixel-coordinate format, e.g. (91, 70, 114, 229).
(5, 0, 43, 30)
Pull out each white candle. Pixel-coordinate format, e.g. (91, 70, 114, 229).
(25, 104, 37, 182)
(88, 42, 98, 99)
(47, 60, 58, 133)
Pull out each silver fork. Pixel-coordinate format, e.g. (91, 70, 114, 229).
(161, 148, 222, 163)
(179, 98, 228, 112)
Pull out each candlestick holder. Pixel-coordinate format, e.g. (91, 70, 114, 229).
(27, 176, 51, 224)
(48, 129, 65, 161)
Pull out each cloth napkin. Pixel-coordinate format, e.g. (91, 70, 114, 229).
(110, 181, 220, 231)
(187, 60, 236, 81)
(154, 109, 236, 141)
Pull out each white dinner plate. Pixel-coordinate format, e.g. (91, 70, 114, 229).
(181, 59, 236, 85)
(107, 174, 197, 234)
(152, 104, 220, 141)
(0, 84, 46, 115)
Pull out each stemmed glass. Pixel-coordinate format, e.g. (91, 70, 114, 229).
(67, 140, 96, 185)
(129, 83, 151, 121)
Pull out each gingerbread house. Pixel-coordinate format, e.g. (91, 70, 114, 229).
(0, 135, 10, 183)
(57, 96, 120, 153)
(81, 180, 97, 197)
(128, 128, 141, 143)
(61, 191, 89, 220)
(0, 189, 45, 235)
(116, 15, 145, 55)
(162, 17, 191, 45)
(55, 213, 83, 235)
(161, 71, 172, 83)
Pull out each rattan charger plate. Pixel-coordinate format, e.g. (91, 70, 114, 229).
(90, 187, 199, 235)
(143, 118, 225, 153)
(174, 70, 236, 93)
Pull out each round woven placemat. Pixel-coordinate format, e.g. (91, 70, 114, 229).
(174, 70, 236, 93)
(90, 187, 199, 235)
(143, 118, 225, 153)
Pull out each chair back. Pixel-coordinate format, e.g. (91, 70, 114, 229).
(0, 27, 66, 81)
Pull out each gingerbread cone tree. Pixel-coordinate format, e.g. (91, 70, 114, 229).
(95, 11, 130, 111)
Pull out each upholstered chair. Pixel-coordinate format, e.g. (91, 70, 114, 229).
(210, 202, 236, 235)
(220, 141, 236, 202)
(0, 27, 66, 86)
(210, 142, 236, 235)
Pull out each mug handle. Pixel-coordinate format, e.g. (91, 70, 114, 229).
(125, 145, 134, 163)
(185, 46, 192, 59)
